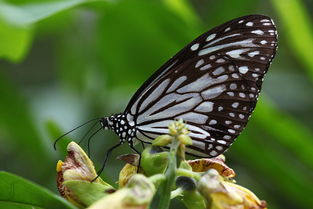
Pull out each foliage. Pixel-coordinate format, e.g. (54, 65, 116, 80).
(0, 0, 312, 209)
(0, 171, 77, 209)
(55, 121, 265, 209)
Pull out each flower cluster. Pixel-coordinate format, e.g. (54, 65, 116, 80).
(57, 120, 267, 209)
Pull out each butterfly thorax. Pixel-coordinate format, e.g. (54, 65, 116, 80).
(100, 113, 136, 143)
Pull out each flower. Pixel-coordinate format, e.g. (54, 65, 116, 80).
(197, 169, 267, 209)
(88, 174, 155, 209)
(57, 142, 114, 208)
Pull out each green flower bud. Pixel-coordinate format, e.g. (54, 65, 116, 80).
(152, 134, 173, 146)
(88, 174, 155, 209)
(177, 135, 192, 145)
(141, 146, 168, 176)
(179, 190, 206, 209)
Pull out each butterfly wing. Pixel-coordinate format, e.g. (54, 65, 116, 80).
(124, 15, 278, 157)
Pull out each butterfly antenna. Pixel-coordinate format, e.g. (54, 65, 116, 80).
(53, 118, 100, 150)
(92, 142, 122, 182)
(78, 120, 100, 145)
(87, 127, 102, 157)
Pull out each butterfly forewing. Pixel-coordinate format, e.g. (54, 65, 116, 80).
(124, 15, 278, 157)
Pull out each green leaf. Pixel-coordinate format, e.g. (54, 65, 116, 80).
(45, 120, 72, 157)
(0, 171, 78, 209)
(271, 0, 313, 82)
(0, 71, 53, 181)
(0, 19, 33, 62)
(162, 0, 201, 27)
(64, 180, 111, 207)
(230, 97, 313, 208)
(0, 0, 90, 26)
(255, 98, 313, 171)
(95, 0, 198, 89)
(0, 0, 101, 62)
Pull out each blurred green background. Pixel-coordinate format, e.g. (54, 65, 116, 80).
(0, 0, 312, 208)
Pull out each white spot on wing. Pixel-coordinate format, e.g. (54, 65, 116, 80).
(223, 135, 231, 140)
(212, 66, 225, 76)
(248, 51, 259, 57)
(201, 85, 226, 99)
(206, 33, 216, 42)
(200, 64, 212, 71)
(239, 93, 246, 98)
(195, 101, 214, 112)
(228, 129, 235, 134)
(209, 120, 217, 125)
(195, 59, 204, 68)
(166, 76, 187, 92)
(226, 49, 249, 59)
(246, 22, 253, 26)
(216, 58, 225, 63)
(232, 102, 239, 108)
(191, 43, 199, 51)
(199, 39, 257, 56)
(177, 73, 227, 93)
(261, 19, 270, 23)
(239, 66, 249, 74)
(178, 112, 208, 124)
(139, 79, 170, 113)
(251, 30, 264, 35)
(230, 83, 237, 90)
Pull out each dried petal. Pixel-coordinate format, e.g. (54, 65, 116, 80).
(117, 154, 140, 166)
(188, 156, 235, 178)
(119, 163, 138, 188)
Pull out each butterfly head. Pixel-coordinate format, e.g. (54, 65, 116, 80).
(99, 117, 110, 130)
(100, 113, 136, 142)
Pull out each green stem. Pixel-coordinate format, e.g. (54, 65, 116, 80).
(171, 187, 184, 199)
(176, 168, 201, 181)
(155, 139, 180, 209)
(149, 174, 166, 187)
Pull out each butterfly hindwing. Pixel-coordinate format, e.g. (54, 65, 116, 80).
(124, 15, 278, 157)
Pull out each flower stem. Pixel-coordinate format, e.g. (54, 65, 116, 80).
(152, 139, 180, 209)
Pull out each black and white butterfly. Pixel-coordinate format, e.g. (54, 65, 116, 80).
(56, 14, 277, 165)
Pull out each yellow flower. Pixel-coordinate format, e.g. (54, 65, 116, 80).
(88, 174, 155, 209)
(197, 169, 267, 209)
(57, 142, 114, 208)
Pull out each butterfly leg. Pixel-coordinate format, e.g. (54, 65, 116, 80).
(92, 141, 123, 182)
(141, 141, 145, 150)
(128, 140, 142, 173)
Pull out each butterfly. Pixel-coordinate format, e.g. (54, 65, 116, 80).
(55, 14, 277, 169)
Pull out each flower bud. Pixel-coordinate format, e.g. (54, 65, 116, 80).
(88, 174, 155, 209)
(197, 169, 267, 209)
(152, 134, 173, 146)
(177, 135, 192, 145)
(57, 142, 114, 208)
(140, 146, 168, 176)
